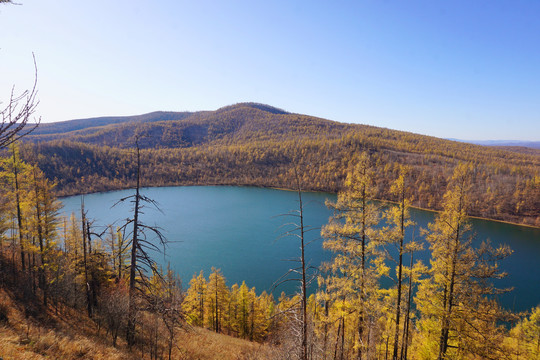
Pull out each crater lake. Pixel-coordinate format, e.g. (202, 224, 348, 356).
(60, 186, 540, 312)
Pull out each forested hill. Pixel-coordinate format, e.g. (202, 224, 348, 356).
(19, 102, 540, 227)
(26, 111, 194, 139)
(25, 103, 344, 149)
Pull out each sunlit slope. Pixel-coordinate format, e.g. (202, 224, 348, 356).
(21, 103, 540, 226)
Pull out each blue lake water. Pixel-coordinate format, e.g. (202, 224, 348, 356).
(60, 186, 540, 311)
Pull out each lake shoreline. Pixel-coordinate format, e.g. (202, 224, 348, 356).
(59, 185, 540, 312)
(58, 184, 540, 230)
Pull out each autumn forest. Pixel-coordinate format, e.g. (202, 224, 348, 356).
(0, 103, 539, 359)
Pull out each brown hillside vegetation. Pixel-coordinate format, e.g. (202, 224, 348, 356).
(21, 103, 540, 226)
(1, 147, 539, 360)
(0, 154, 274, 360)
(0, 265, 269, 360)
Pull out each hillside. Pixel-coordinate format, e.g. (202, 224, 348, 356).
(25, 103, 345, 149)
(0, 278, 268, 360)
(493, 146, 540, 156)
(27, 111, 194, 137)
(19, 102, 540, 226)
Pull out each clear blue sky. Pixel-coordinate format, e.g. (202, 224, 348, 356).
(1, 1, 539, 140)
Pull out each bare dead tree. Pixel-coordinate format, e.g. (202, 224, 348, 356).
(145, 264, 185, 360)
(116, 138, 167, 347)
(80, 197, 93, 318)
(0, 54, 40, 149)
(98, 284, 129, 347)
(273, 165, 319, 360)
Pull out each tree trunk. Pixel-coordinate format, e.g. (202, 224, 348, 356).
(127, 142, 141, 347)
(33, 168, 47, 306)
(400, 251, 414, 360)
(81, 198, 92, 318)
(393, 188, 406, 360)
(294, 167, 308, 360)
(12, 146, 25, 271)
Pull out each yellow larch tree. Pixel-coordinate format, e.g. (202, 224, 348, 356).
(183, 270, 207, 327)
(206, 267, 229, 333)
(379, 165, 419, 360)
(320, 151, 384, 360)
(415, 162, 512, 360)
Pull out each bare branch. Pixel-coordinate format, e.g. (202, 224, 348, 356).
(0, 53, 40, 148)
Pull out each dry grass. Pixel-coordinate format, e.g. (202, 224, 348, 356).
(0, 288, 274, 360)
(27, 330, 130, 359)
(0, 326, 47, 360)
(174, 327, 273, 360)
(0, 288, 135, 360)
(0, 327, 132, 360)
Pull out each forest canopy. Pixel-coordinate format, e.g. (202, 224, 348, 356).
(17, 103, 539, 227)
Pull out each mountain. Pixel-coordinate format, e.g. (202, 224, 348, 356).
(27, 110, 194, 141)
(17, 103, 540, 227)
(25, 103, 342, 149)
(474, 140, 540, 149)
(449, 139, 540, 150)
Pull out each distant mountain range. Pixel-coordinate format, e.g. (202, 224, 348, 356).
(449, 139, 540, 149)
(16, 102, 540, 227)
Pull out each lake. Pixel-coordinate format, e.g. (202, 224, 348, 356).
(60, 186, 540, 312)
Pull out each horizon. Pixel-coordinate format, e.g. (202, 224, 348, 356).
(2, 1, 540, 141)
(34, 104, 540, 143)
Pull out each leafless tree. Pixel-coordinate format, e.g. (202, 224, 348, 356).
(1, 54, 40, 149)
(98, 283, 129, 347)
(116, 138, 167, 347)
(146, 265, 185, 360)
(274, 165, 319, 360)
